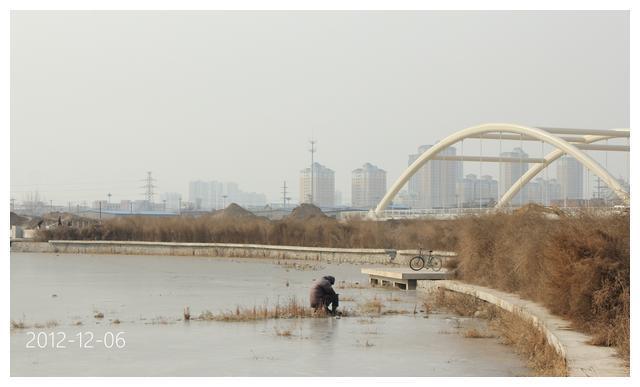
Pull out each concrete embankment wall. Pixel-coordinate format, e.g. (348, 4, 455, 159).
(418, 280, 628, 377)
(10, 240, 457, 266)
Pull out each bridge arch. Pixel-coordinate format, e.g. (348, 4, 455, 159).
(373, 123, 630, 216)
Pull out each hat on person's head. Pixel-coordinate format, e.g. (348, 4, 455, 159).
(324, 275, 335, 285)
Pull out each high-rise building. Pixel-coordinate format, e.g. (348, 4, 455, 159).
(225, 181, 267, 208)
(556, 156, 584, 200)
(525, 177, 562, 205)
(300, 162, 335, 208)
(351, 163, 387, 209)
(408, 145, 462, 208)
(188, 180, 265, 209)
(499, 147, 530, 206)
(188, 180, 224, 210)
(458, 174, 498, 207)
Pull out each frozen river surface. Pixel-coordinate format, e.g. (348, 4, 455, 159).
(11, 253, 528, 376)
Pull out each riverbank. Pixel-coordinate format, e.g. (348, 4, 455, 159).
(419, 280, 629, 376)
(10, 240, 457, 266)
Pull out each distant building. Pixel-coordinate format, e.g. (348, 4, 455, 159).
(300, 162, 335, 208)
(225, 182, 267, 208)
(556, 156, 584, 200)
(189, 180, 265, 210)
(525, 177, 561, 206)
(188, 180, 224, 210)
(160, 192, 181, 211)
(499, 147, 529, 206)
(334, 190, 343, 207)
(351, 163, 387, 209)
(394, 189, 419, 208)
(408, 145, 462, 208)
(458, 174, 498, 207)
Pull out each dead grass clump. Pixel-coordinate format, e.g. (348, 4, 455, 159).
(336, 281, 367, 289)
(462, 328, 494, 339)
(34, 320, 59, 329)
(197, 297, 326, 322)
(148, 316, 172, 325)
(183, 306, 191, 321)
(434, 289, 479, 317)
(490, 308, 568, 376)
(274, 327, 293, 337)
(359, 297, 384, 315)
(10, 319, 28, 330)
(276, 260, 324, 271)
(94, 312, 104, 319)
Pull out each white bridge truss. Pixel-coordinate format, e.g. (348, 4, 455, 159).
(373, 123, 630, 217)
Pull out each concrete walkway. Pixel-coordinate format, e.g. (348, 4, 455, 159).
(419, 280, 628, 377)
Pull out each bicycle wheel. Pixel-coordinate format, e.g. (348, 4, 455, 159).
(409, 256, 425, 271)
(430, 256, 443, 272)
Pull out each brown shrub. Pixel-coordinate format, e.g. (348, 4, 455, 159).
(454, 212, 629, 361)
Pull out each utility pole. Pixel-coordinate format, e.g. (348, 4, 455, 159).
(68, 202, 71, 213)
(222, 195, 228, 209)
(281, 181, 288, 209)
(99, 201, 102, 221)
(309, 138, 316, 204)
(50, 200, 53, 213)
(107, 192, 112, 204)
(163, 199, 167, 212)
(178, 197, 182, 215)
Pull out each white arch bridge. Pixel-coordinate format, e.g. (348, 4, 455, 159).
(372, 123, 629, 218)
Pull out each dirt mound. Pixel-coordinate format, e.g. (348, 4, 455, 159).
(287, 203, 328, 220)
(212, 203, 257, 219)
(10, 212, 30, 227)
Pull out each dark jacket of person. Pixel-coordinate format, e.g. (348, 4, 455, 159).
(310, 275, 337, 308)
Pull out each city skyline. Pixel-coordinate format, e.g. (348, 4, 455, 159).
(10, 143, 631, 210)
(10, 11, 630, 205)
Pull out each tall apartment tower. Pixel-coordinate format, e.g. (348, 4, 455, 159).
(458, 174, 498, 207)
(300, 162, 335, 208)
(556, 156, 584, 200)
(525, 177, 562, 205)
(407, 145, 462, 209)
(499, 147, 530, 206)
(351, 163, 387, 209)
(188, 180, 224, 210)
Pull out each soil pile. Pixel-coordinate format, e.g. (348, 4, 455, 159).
(212, 203, 258, 219)
(287, 203, 328, 220)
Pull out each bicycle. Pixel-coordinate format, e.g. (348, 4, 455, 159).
(409, 248, 442, 271)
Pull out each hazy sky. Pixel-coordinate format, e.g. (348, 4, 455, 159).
(10, 11, 630, 205)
